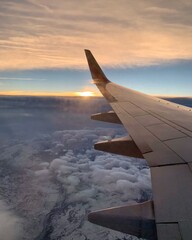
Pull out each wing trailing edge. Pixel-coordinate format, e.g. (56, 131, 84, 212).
(91, 111, 121, 124)
(94, 136, 144, 158)
(85, 50, 158, 240)
(88, 200, 157, 240)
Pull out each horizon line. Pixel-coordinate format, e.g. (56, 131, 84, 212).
(0, 92, 191, 98)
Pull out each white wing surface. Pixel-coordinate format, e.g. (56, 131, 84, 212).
(85, 49, 192, 240)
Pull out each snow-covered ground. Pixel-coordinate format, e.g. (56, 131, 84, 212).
(0, 128, 151, 240)
(0, 97, 155, 240)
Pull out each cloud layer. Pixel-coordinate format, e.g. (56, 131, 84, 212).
(0, 199, 23, 240)
(0, 0, 192, 70)
(0, 127, 151, 239)
(33, 129, 151, 239)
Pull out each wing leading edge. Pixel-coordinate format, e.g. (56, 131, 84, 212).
(84, 49, 192, 240)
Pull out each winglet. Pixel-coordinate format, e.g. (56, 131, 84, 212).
(84, 49, 110, 84)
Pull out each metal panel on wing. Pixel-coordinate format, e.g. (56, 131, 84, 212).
(84, 49, 192, 240)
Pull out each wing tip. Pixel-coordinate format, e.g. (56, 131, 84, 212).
(84, 49, 94, 61)
(84, 49, 110, 84)
(84, 49, 91, 56)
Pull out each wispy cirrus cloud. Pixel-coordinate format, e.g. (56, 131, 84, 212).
(0, 90, 75, 96)
(0, 0, 192, 70)
(0, 77, 46, 81)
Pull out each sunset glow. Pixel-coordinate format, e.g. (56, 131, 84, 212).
(76, 91, 95, 97)
(0, 0, 191, 97)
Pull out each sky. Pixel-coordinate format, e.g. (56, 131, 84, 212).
(0, 0, 192, 97)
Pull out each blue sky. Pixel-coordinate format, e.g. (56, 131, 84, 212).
(0, 59, 191, 96)
(0, 0, 192, 96)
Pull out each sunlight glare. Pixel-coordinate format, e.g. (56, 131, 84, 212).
(77, 91, 95, 97)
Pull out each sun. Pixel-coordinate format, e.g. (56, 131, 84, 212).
(77, 91, 95, 97)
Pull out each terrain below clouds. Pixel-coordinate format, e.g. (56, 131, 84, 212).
(0, 128, 151, 240)
(1, 96, 190, 240)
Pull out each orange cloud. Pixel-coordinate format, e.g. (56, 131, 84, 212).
(1, 90, 189, 98)
(0, 91, 76, 97)
(0, 90, 101, 97)
(0, 0, 192, 70)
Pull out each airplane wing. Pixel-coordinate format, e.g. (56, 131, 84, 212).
(84, 49, 192, 240)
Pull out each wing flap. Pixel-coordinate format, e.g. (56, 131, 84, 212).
(84, 50, 192, 240)
(156, 224, 182, 240)
(146, 123, 186, 141)
(88, 201, 157, 240)
(94, 136, 144, 158)
(91, 111, 121, 124)
(151, 164, 192, 223)
(179, 221, 192, 240)
(135, 114, 162, 127)
(111, 102, 185, 166)
(165, 137, 192, 163)
(111, 102, 153, 154)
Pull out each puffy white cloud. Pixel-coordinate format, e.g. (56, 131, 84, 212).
(49, 158, 65, 171)
(35, 169, 50, 179)
(0, 200, 23, 240)
(42, 129, 152, 207)
(68, 188, 98, 203)
(1, 127, 151, 240)
(39, 161, 50, 169)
